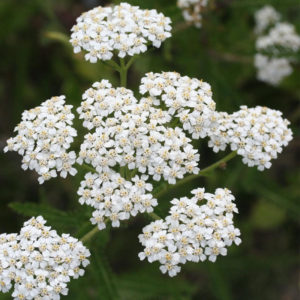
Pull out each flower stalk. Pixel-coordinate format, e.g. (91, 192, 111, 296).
(80, 226, 100, 243)
(154, 151, 238, 199)
(148, 212, 161, 220)
(119, 58, 127, 87)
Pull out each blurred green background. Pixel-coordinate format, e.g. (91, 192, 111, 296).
(0, 0, 299, 299)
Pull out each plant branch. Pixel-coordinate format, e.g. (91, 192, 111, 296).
(103, 59, 121, 72)
(148, 212, 161, 220)
(80, 211, 161, 243)
(125, 56, 137, 70)
(198, 150, 238, 175)
(80, 226, 99, 243)
(119, 58, 127, 87)
(153, 151, 237, 199)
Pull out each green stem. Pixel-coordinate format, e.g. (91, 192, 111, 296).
(119, 58, 127, 87)
(103, 59, 121, 72)
(92, 249, 120, 300)
(154, 151, 237, 199)
(199, 151, 237, 175)
(80, 211, 161, 243)
(125, 56, 136, 70)
(80, 226, 99, 243)
(148, 212, 161, 220)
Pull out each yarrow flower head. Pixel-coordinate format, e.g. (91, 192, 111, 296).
(254, 5, 281, 34)
(4, 96, 77, 184)
(254, 6, 300, 85)
(138, 187, 241, 277)
(0, 216, 90, 299)
(256, 22, 300, 53)
(70, 2, 172, 63)
(254, 54, 293, 86)
(177, 0, 210, 28)
(207, 106, 293, 170)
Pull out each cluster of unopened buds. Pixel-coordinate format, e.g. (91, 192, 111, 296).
(2, 1, 295, 298)
(177, 0, 210, 28)
(0, 216, 90, 299)
(254, 5, 300, 85)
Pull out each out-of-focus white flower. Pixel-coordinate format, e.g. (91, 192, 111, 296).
(256, 22, 300, 53)
(0, 216, 90, 299)
(138, 187, 241, 277)
(254, 5, 281, 34)
(70, 2, 172, 63)
(177, 0, 209, 28)
(254, 54, 293, 85)
(207, 106, 293, 171)
(254, 6, 300, 85)
(4, 96, 77, 184)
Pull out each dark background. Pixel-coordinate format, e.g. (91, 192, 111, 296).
(0, 0, 299, 299)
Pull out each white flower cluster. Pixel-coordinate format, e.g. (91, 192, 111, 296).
(4, 96, 77, 184)
(138, 188, 241, 277)
(207, 106, 293, 171)
(256, 22, 300, 52)
(177, 0, 209, 28)
(78, 172, 157, 230)
(254, 6, 300, 85)
(254, 5, 280, 34)
(0, 216, 90, 300)
(0, 233, 18, 294)
(70, 2, 172, 63)
(77, 78, 200, 184)
(139, 72, 216, 139)
(254, 54, 293, 86)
